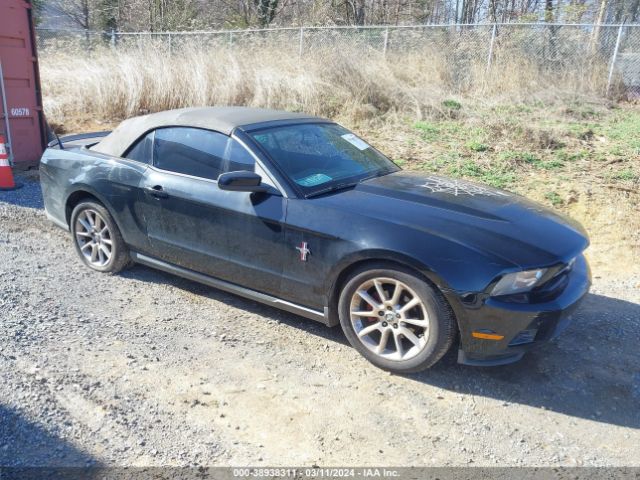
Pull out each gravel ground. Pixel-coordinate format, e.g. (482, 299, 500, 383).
(1, 173, 639, 467)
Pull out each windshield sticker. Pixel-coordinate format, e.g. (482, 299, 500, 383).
(341, 133, 370, 151)
(419, 176, 509, 197)
(296, 173, 333, 187)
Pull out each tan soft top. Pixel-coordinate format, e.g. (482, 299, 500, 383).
(91, 106, 322, 157)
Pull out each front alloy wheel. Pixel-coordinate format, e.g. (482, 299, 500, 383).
(339, 264, 456, 373)
(350, 278, 429, 361)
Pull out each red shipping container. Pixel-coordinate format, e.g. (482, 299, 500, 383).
(0, 0, 47, 168)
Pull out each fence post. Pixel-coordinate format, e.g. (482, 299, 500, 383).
(383, 27, 389, 57)
(486, 23, 497, 75)
(607, 24, 624, 96)
(167, 33, 172, 54)
(110, 28, 115, 48)
(228, 31, 233, 48)
(298, 27, 304, 58)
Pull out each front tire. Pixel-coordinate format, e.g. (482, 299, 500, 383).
(70, 201, 130, 273)
(338, 264, 456, 373)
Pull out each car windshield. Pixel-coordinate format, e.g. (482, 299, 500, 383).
(249, 123, 399, 196)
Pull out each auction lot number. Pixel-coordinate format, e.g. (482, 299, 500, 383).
(233, 468, 399, 478)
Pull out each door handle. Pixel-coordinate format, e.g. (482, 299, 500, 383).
(144, 185, 169, 199)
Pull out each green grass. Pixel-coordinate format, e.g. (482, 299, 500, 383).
(413, 121, 440, 141)
(544, 191, 563, 207)
(448, 160, 516, 189)
(498, 150, 540, 165)
(540, 159, 565, 170)
(498, 151, 564, 170)
(613, 169, 638, 181)
(405, 102, 639, 192)
(442, 99, 462, 110)
(564, 104, 602, 120)
(413, 121, 489, 147)
(566, 122, 599, 140)
(466, 141, 489, 152)
(492, 104, 534, 114)
(555, 149, 586, 161)
(604, 111, 640, 153)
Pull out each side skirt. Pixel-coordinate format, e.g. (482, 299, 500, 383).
(130, 252, 329, 325)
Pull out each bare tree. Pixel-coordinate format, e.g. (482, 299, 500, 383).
(48, 0, 94, 28)
(255, 0, 279, 26)
(39, 0, 636, 32)
(544, 0, 554, 21)
(590, 0, 607, 54)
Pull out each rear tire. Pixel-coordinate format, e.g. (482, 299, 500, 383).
(70, 201, 131, 273)
(338, 263, 456, 373)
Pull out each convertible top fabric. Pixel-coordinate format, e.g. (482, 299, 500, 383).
(91, 107, 321, 158)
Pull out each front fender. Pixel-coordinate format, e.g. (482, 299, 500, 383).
(324, 248, 453, 298)
(323, 248, 461, 327)
(322, 233, 516, 327)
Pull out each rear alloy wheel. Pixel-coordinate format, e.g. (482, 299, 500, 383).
(70, 201, 131, 273)
(339, 265, 456, 373)
(75, 208, 112, 267)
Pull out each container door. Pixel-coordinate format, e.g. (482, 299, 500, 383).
(0, 0, 47, 167)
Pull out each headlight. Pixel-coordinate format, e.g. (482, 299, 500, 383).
(491, 268, 547, 296)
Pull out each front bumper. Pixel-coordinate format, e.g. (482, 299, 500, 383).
(453, 254, 591, 366)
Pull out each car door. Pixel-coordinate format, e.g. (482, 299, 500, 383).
(138, 127, 287, 298)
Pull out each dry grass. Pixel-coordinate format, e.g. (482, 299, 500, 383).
(39, 44, 615, 130)
(37, 45, 640, 276)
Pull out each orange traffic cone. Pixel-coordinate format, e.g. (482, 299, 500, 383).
(0, 134, 20, 191)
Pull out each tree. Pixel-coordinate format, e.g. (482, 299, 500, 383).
(37, 0, 638, 31)
(255, 0, 279, 27)
(544, 0, 554, 21)
(344, 0, 366, 25)
(95, 0, 120, 30)
(31, 0, 46, 26)
(590, 0, 607, 54)
(139, 0, 201, 31)
(48, 0, 94, 29)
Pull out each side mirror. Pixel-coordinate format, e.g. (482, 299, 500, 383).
(217, 171, 268, 193)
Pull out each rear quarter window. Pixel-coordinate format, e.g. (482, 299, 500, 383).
(124, 131, 154, 164)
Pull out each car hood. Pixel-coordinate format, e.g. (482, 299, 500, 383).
(326, 172, 589, 268)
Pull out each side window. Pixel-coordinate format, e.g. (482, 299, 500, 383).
(153, 127, 227, 180)
(152, 127, 256, 180)
(125, 131, 154, 164)
(222, 138, 255, 173)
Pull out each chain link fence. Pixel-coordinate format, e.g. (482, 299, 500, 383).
(35, 24, 640, 97)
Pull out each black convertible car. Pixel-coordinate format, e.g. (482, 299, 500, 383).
(40, 107, 591, 372)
